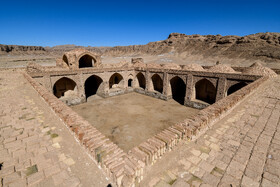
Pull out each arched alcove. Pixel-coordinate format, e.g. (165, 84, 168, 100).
(195, 79, 216, 104)
(109, 73, 124, 88)
(63, 55, 69, 66)
(136, 72, 146, 89)
(227, 82, 247, 96)
(53, 77, 77, 98)
(151, 74, 163, 93)
(79, 54, 95, 68)
(170, 76, 186, 105)
(84, 75, 103, 99)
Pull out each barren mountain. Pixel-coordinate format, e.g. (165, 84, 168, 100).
(0, 44, 46, 55)
(1, 32, 280, 68)
(103, 32, 280, 63)
(45, 45, 108, 55)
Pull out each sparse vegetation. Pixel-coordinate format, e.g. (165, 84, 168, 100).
(187, 174, 203, 185)
(25, 165, 38, 176)
(51, 133, 59, 138)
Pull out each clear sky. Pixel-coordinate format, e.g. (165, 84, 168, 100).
(0, 0, 279, 47)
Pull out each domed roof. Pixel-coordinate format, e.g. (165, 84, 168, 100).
(243, 62, 277, 77)
(133, 62, 146, 68)
(182, 64, 205, 71)
(209, 64, 236, 73)
(146, 63, 162, 69)
(162, 63, 181, 70)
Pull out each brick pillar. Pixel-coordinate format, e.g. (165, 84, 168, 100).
(78, 73, 86, 102)
(162, 71, 169, 100)
(185, 74, 193, 104)
(103, 81, 110, 97)
(132, 72, 136, 89)
(215, 77, 227, 101)
(145, 70, 151, 92)
(43, 75, 52, 93)
(123, 70, 128, 89)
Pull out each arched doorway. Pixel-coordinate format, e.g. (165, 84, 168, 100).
(79, 54, 95, 68)
(151, 74, 163, 93)
(84, 75, 103, 99)
(227, 82, 247, 96)
(53, 77, 77, 98)
(195, 79, 216, 104)
(109, 73, 124, 88)
(170, 76, 186, 105)
(136, 72, 146, 89)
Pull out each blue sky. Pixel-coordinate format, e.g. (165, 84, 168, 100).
(0, 0, 279, 47)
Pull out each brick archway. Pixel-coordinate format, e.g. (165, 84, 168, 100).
(195, 78, 216, 104)
(79, 54, 96, 68)
(136, 72, 146, 89)
(170, 76, 186, 105)
(84, 75, 103, 99)
(53, 77, 77, 98)
(151, 74, 163, 93)
(109, 73, 124, 88)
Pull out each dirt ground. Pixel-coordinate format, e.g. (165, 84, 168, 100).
(71, 92, 199, 152)
(2, 53, 280, 69)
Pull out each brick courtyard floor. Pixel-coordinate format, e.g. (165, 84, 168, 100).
(1, 71, 279, 187)
(0, 71, 111, 187)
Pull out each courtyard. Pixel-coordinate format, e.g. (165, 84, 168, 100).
(71, 92, 199, 152)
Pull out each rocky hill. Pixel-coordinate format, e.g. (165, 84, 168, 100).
(0, 44, 46, 54)
(45, 45, 108, 56)
(1, 32, 280, 67)
(103, 32, 280, 63)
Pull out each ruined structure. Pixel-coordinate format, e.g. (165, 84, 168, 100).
(56, 48, 102, 69)
(29, 50, 265, 109)
(23, 49, 276, 186)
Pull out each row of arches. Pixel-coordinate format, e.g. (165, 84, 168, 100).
(53, 73, 248, 105)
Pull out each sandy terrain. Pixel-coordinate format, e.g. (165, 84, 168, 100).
(0, 55, 56, 68)
(71, 92, 199, 152)
(2, 53, 280, 69)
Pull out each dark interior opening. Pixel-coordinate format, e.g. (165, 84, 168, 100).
(79, 55, 94, 68)
(84, 75, 103, 99)
(53, 77, 76, 98)
(151, 74, 163, 93)
(128, 79, 132, 87)
(227, 82, 248, 96)
(109, 73, 123, 88)
(136, 72, 146, 89)
(170, 76, 186, 105)
(63, 55, 69, 66)
(195, 79, 216, 104)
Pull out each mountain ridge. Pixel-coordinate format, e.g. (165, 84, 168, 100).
(1, 32, 280, 64)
